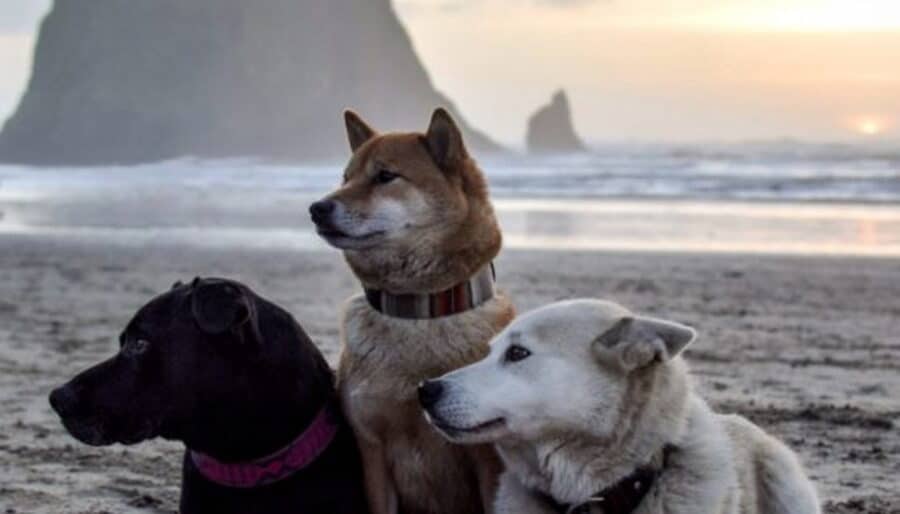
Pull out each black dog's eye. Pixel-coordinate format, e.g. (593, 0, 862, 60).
(504, 344, 531, 363)
(373, 169, 399, 185)
(124, 339, 150, 357)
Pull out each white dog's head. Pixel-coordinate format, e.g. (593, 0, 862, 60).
(418, 299, 696, 445)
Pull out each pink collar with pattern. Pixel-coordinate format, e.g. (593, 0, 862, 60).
(190, 406, 338, 489)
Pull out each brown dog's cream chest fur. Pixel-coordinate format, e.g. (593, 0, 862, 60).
(339, 293, 513, 514)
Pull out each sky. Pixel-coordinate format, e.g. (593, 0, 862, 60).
(1, 1, 899, 145)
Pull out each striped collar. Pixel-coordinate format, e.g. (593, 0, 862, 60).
(364, 263, 496, 319)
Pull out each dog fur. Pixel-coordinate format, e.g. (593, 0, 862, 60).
(311, 108, 514, 514)
(422, 299, 821, 514)
(49, 278, 369, 514)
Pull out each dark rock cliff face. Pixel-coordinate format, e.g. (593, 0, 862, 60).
(526, 90, 586, 154)
(0, 0, 499, 165)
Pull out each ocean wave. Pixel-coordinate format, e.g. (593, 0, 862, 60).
(1, 142, 898, 204)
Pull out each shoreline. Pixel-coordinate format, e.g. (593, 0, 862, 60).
(2, 196, 899, 257)
(1, 229, 899, 260)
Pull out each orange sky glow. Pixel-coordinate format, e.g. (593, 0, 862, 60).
(397, 0, 900, 144)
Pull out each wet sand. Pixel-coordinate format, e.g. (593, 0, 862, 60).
(0, 234, 897, 513)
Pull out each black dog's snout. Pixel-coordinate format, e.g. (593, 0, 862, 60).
(309, 200, 336, 224)
(49, 385, 79, 417)
(417, 380, 444, 409)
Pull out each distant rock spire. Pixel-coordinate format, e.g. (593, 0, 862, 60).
(526, 90, 586, 153)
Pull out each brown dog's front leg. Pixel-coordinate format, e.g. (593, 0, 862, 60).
(471, 445, 503, 514)
(359, 439, 398, 514)
(495, 471, 557, 514)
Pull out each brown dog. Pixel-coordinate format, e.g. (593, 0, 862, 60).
(309, 108, 514, 514)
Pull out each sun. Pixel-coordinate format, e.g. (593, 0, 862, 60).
(858, 120, 882, 136)
(851, 116, 890, 137)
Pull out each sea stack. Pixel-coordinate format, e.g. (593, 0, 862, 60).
(526, 90, 586, 153)
(0, 0, 500, 166)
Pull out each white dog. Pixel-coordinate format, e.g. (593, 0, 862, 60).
(418, 299, 821, 514)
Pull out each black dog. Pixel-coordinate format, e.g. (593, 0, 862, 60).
(49, 277, 369, 514)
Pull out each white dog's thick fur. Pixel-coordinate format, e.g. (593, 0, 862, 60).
(423, 299, 821, 514)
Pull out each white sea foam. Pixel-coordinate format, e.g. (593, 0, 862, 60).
(0, 145, 898, 255)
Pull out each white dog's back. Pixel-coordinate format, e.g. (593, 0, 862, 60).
(720, 414, 820, 514)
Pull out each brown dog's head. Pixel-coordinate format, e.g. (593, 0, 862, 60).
(310, 108, 501, 293)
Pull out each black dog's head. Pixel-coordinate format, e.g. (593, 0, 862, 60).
(49, 278, 333, 455)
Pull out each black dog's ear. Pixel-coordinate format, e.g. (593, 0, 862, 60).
(345, 110, 377, 152)
(171, 280, 184, 290)
(191, 280, 260, 345)
(425, 107, 468, 170)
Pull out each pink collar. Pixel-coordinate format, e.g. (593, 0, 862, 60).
(190, 406, 338, 489)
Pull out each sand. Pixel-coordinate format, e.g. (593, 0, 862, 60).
(0, 233, 897, 513)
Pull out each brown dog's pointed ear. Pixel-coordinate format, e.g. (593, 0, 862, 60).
(345, 110, 377, 152)
(425, 107, 468, 169)
(594, 316, 696, 371)
(190, 280, 261, 345)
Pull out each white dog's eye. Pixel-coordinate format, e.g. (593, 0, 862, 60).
(504, 344, 531, 363)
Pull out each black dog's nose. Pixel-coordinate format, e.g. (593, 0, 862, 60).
(49, 386, 79, 417)
(309, 200, 336, 224)
(417, 380, 444, 409)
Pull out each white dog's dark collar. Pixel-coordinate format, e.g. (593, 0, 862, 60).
(539, 444, 676, 514)
(364, 263, 496, 319)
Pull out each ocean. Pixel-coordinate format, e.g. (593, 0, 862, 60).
(1, 143, 899, 256)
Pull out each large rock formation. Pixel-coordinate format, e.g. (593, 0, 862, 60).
(0, 0, 499, 165)
(526, 90, 586, 153)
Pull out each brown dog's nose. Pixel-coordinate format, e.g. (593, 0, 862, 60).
(417, 380, 444, 409)
(309, 200, 336, 224)
(49, 386, 79, 417)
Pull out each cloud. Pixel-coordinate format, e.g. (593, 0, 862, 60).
(397, 0, 603, 15)
(534, 0, 601, 6)
(0, 34, 37, 121)
(395, 0, 475, 16)
(0, 1, 52, 34)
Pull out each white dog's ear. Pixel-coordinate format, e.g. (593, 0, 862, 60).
(425, 107, 468, 169)
(594, 316, 696, 371)
(344, 110, 378, 152)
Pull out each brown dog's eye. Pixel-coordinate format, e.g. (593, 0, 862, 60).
(373, 169, 399, 185)
(504, 345, 531, 363)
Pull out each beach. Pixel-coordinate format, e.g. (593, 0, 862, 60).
(1, 154, 899, 513)
(0, 234, 897, 513)
(1, 0, 899, 511)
